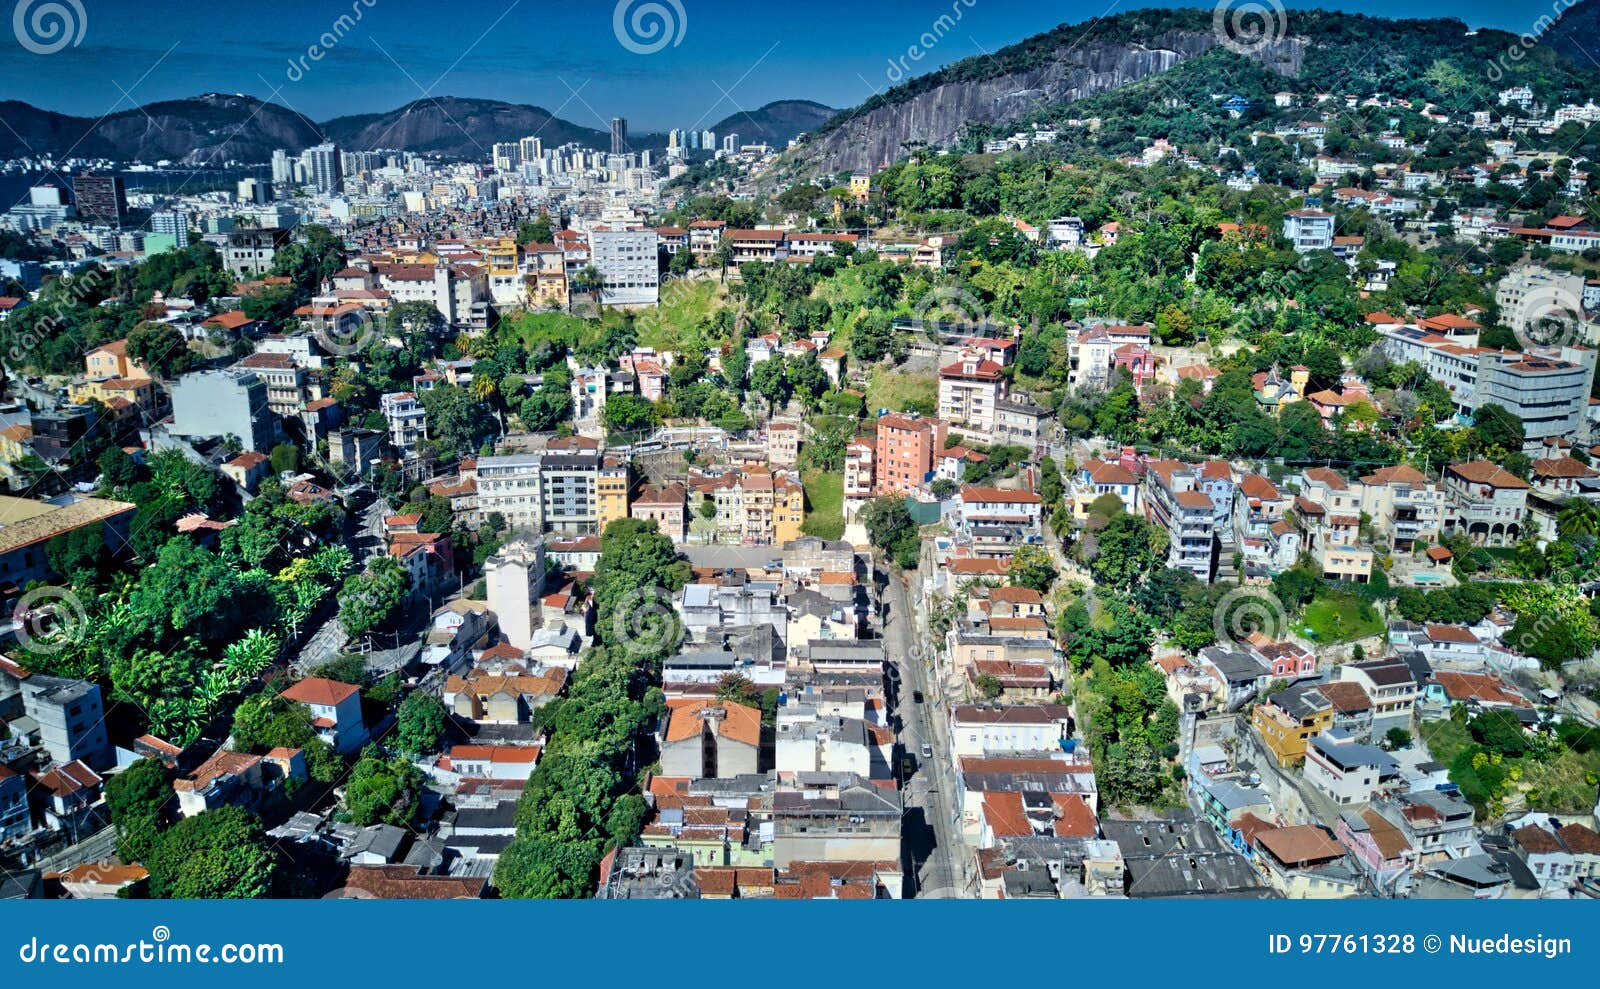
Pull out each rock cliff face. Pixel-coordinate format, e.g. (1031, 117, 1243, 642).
(794, 32, 1304, 174)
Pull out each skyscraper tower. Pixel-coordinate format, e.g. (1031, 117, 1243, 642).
(610, 117, 629, 156)
(306, 143, 343, 195)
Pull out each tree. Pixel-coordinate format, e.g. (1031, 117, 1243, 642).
(46, 525, 108, 581)
(1474, 403, 1524, 454)
(859, 497, 919, 569)
(517, 214, 554, 245)
(342, 750, 425, 826)
(229, 693, 344, 783)
(602, 393, 657, 434)
(338, 555, 410, 640)
(268, 442, 301, 476)
(519, 386, 574, 432)
(1007, 544, 1058, 593)
(104, 757, 169, 862)
(1091, 513, 1159, 592)
(396, 691, 449, 756)
(974, 674, 1003, 700)
(126, 320, 198, 380)
(750, 358, 791, 407)
(1558, 498, 1600, 539)
(851, 312, 895, 363)
(419, 384, 496, 457)
(1385, 727, 1413, 750)
(145, 806, 276, 899)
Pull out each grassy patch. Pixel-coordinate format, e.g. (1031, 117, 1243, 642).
(1419, 718, 1473, 768)
(636, 279, 731, 352)
(865, 367, 937, 415)
(1296, 590, 1384, 643)
(802, 468, 844, 541)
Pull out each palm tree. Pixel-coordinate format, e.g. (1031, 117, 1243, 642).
(1558, 498, 1600, 538)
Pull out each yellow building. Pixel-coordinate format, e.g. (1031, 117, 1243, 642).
(83, 339, 147, 380)
(70, 376, 157, 413)
(597, 458, 631, 533)
(1252, 684, 1333, 766)
(850, 171, 871, 205)
(773, 472, 805, 545)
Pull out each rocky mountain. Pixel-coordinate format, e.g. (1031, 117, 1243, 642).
(784, 13, 1303, 177)
(776, 5, 1600, 178)
(707, 100, 836, 149)
(0, 93, 322, 165)
(320, 98, 617, 157)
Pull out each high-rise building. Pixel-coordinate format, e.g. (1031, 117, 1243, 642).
(519, 135, 543, 162)
(589, 228, 660, 307)
(73, 173, 126, 227)
(271, 148, 293, 186)
(236, 178, 270, 204)
(723, 133, 739, 153)
(305, 143, 343, 195)
(492, 142, 521, 172)
(700, 130, 715, 150)
(149, 209, 188, 239)
(610, 117, 629, 156)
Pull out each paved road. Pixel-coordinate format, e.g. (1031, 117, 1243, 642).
(883, 568, 971, 898)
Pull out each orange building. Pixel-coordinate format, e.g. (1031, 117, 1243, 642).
(874, 413, 947, 497)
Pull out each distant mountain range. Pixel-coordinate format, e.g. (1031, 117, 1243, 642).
(0, 94, 836, 165)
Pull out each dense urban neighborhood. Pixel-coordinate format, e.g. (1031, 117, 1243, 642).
(4, 4, 1600, 902)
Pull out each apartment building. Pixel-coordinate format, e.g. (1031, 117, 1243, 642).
(169, 369, 281, 453)
(1443, 460, 1529, 546)
(589, 227, 660, 306)
(873, 413, 947, 497)
(1143, 460, 1214, 580)
(380, 391, 426, 456)
(1355, 464, 1445, 551)
(475, 453, 603, 535)
(1295, 467, 1372, 582)
(843, 439, 874, 521)
(1283, 209, 1335, 253)
(938, 355, 1006, 443)
(597, 458, 631, 533)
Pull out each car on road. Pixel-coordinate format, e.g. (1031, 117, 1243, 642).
(912, 690, 924, 704)
(920, 743, 933, 759)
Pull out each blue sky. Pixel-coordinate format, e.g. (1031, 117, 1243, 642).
(0, 0, 1571, 131)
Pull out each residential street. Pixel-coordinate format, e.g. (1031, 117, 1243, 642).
(883, 567, 970, 898)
